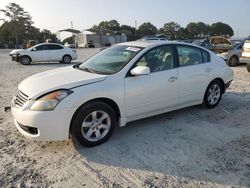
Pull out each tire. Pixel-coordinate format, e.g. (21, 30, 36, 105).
(202, 80, 223, 109)
(71, 101, 117, 147)
(62, 55, 71, 64)
(20, 56, 31, 65)
(228, 56, 238, 66)
(247, 64, 250, 73)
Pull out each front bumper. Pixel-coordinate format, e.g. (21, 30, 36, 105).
(11, 105, 75, 141)
(225, 80, 232, 91)
(240, 57, 250, 64)
(71, 53, 78, 60)
(9, 54, 21, 62)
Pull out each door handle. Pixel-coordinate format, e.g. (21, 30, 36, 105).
(205, 68, 213, 73)
(168, 77, 178, 82)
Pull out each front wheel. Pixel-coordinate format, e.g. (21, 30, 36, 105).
(62, 55, 71, 64)
(247, 64, 250, 73)
(203, 80, 223, 109)
(228, 56, 238, 66)
(71, 101, 117, 147)
(20, 56, 31, 65)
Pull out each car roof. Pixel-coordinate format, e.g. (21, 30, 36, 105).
(116, 41, 175, 48)
(35, 43, 63, 47)
(116, 40, 207, 50)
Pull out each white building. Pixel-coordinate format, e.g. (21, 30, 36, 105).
(76, 31, 127, 48)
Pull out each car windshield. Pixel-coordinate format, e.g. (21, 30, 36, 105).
(78, 45, 143, 75)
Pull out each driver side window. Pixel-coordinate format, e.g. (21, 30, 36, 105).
(135, 45, 174, 73)
(34, 45, 45, 51)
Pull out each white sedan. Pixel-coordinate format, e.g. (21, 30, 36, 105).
(9, 43, 77, 65)
(11, 41, 234, 147)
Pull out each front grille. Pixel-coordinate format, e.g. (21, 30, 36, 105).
(14, 90, 29, 108)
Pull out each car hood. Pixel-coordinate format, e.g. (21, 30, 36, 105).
(18, 66, 107, 99)
(9, 49, 26, 55)
(217, 52, 229, 60)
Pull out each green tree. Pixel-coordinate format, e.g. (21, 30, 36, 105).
(160, 22, 180, 40)
(39, 29, 57, 42)
(137, 22, 157, 36)
(89, 20, 121, 34)
(107, 20, 120, 31)
(176, 27, 190, 40)
(186, 22, 210, 39)
(210, 22, 234, 37)
(0, 22, 11, 42)
(0, 3, 34, 47)
(119, 24, 136, 35)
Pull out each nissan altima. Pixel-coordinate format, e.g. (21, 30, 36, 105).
(11, 41, 234, 147)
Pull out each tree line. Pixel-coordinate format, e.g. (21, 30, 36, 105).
(0, 3, 56, 48)
(0, 3, 236, 48)
(89, 20, 234, 41)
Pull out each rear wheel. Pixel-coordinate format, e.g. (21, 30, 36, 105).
(203, 80, 223, 108)
(20, 56, 31, 65)
(71, 101, 117, 147)
(228, 56, 238, 66)
(62, 55, 71, 64)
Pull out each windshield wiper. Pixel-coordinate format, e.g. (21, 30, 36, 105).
(74, 64, 93, 73)
(74, 65, 107, 74)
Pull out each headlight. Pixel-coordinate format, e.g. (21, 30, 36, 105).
(30, 89, 73, 111)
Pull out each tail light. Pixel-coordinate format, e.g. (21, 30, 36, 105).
(72, 50, 77, 53)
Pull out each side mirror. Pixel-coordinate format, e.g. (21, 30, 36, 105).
(130, 66, 150, 76)
(31, 48, 37, 51)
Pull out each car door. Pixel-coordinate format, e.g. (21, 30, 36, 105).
(124, 45, 179, 120)
(47, 44, 65, 61)
(30, 44, 50, 62)
(176, 44, 213, 104)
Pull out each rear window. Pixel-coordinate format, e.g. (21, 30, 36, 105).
(176, 45, 203, 67)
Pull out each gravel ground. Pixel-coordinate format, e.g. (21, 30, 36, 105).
(0, 48, 250, 188)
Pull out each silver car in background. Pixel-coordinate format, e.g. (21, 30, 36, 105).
(218, 42, 243, 66)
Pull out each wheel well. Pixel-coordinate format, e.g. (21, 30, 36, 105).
(213, 78, 225, 93)
(230, 55, 239, 60)
(63, 54, 72, 59)
(69, 98, 121, 134)
(20, 55, 32, 61)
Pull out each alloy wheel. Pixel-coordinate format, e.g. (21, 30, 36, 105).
(81, 110, 111, 142)
(21, 57, 31, 65)
(63, 56, 71, 63)
(207, 84, 221, 105)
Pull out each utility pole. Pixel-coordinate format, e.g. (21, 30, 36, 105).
(70, 21, 75, 46)
(14, 14, 18, 48)
(135, 20, 138, 38)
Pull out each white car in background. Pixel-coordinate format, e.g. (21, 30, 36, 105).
(11, 41, 233, 147)
(9, 43, 77, 65)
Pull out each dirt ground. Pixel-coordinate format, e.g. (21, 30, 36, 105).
(0, 49, 250, 188)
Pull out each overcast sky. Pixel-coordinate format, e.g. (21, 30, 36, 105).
(1, 0, 250, 39)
